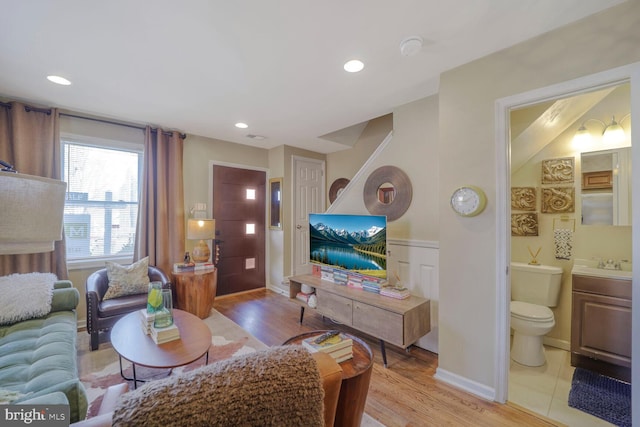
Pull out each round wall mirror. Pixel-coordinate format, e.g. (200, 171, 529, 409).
(329, 178, 350, 203)
(363, 166, 412, 221)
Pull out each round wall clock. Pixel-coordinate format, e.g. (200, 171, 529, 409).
(450, 185, 487, 217)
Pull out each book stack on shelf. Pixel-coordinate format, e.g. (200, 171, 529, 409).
(333, 270, 348, 286)
(173, 262, 215, 274)
(139, 309, 154, 335)
(320, 266, 334, 282)
(296, 283, 316, 304)
(302, 331, 353, 363)
(362, 278, 386, 294)
(150, 322, 180, 344)
(346, 273, 363, 290)
(380, 285, 411, 300)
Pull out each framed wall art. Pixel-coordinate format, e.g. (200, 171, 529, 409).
(541, 157, 574, 184)
(511, 213, 539, 236)
(541, 187, 575, 213)
(511, 187, 536, 211)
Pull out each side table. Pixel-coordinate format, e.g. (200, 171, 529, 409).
(172, 268, 217, 319)
(283, 330, 373, 427)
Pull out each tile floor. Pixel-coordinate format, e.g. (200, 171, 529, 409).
(508, 346, 615, 426)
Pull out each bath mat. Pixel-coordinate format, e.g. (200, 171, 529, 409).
(567, 368, 631, 427)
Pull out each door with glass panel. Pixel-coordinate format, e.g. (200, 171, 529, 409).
(212, 165, 266, 295)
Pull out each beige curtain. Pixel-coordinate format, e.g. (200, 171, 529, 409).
(134, 126, 185, 276)
(0, 101, 68, 278)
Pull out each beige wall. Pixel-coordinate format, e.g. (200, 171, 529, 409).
(326, 114, 392, 206)
(328, 95, 440, 241)
(438, 0, 640, 390)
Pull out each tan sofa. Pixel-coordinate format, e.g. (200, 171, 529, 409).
(73, 351, 342, 427)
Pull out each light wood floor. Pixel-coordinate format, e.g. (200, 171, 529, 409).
(213, 288, 563, 427)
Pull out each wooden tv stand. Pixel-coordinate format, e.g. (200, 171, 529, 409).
(289, 274, 430, 367)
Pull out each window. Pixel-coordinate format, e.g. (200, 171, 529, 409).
(62, 138, 142, 264)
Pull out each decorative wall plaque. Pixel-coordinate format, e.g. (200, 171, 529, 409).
(511, 187, 536, 211)
(541, 187, 575, 213)
(541, 157, 574, 184)
(511, 213, 539, 236)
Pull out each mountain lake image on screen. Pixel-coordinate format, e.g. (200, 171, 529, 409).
(309, 213, 387, 279)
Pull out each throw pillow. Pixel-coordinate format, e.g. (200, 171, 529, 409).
(103, 257, 150, 300)
(112, 346, 325, 427)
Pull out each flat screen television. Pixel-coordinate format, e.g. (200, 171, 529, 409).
(309, 213, 387, 279)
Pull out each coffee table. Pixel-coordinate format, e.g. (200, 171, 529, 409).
(111, 309, 212, 388)
(283, 330, 373, 427)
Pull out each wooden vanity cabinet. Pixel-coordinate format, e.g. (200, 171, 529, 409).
(571, 274, 631, 382)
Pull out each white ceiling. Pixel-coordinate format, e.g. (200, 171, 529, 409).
(0, 0, 625, 153)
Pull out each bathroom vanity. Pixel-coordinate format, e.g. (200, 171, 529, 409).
(571, 263, 632, 382)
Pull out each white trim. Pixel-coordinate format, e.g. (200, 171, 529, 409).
(325, 131, 393, 213)
(387, 238, 439, 249)
(495, 62, 640, 405)
(434, 368, 495, 402)
(67, 255, 133, 271)
(266, 284, 288, 297)
(77, 319, 87, 330)
(543, 337, 570, 352)
(61, 132, 143, 152)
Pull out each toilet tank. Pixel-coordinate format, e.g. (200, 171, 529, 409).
(510, 262, 563, 307)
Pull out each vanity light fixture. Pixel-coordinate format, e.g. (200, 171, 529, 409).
(572, 113, 631, 148)
(46, 75, 71, 85)
(343, 59, 364, 73)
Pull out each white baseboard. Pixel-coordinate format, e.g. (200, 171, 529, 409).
(434, 367, 496, 402)
(76, 319, 87, 330)
(267, 283, 288, 297)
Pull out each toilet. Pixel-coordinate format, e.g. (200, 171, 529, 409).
(510, 262, 563, 367)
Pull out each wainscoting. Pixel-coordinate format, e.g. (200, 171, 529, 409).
(387, 238, 439, 354)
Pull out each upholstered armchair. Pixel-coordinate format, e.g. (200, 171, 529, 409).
(85, 265, 171, 350)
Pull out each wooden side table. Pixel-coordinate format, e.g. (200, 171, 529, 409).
(172, 268, 217, 319)
(283, 330, 373, 427)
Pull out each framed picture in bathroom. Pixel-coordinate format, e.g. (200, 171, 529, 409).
(511, 187, 537, 211)
(541, 187, 575, 214)
(541, 157, 574, 184)
(511, 213, 538, 236)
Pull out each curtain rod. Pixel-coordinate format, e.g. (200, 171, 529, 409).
(60, 113, 186, 139)
(1, 102, 186, 139)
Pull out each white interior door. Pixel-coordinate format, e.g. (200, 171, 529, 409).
(292, 156, 325, 275)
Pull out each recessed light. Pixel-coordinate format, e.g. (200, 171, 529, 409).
(235, 122, 249, 129)
(46, 75, 72, 85)
(343, 59, 364, 73)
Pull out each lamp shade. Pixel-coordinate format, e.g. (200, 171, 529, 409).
(0, 172, 67, 254)
(187, 219, 215, 240)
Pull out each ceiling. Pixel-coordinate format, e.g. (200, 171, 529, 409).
(0, 0, 625, 153)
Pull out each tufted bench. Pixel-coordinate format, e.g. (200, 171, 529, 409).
(0, 281, 88, 423)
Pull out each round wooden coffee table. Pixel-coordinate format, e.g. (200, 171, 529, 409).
(111, 309, 212, 388)
(283, 330, 373, 427)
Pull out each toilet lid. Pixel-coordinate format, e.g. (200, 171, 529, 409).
(510, 301, 554, 322)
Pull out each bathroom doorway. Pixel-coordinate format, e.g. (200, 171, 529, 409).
(495, 63, 639, 422)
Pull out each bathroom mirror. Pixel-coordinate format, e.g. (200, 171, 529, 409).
(581, 147, 631, 226)
(269, 178, 282, 230)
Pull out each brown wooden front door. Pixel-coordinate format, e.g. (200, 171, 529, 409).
(212, 165, 266, 295)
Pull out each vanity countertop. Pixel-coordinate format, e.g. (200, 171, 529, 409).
(572, 259, 632, 281)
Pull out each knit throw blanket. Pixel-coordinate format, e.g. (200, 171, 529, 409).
(112, 346, 325, 427)
(0, 272, 56, 325)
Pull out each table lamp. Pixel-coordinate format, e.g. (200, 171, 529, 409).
(187, 218, 215, 263)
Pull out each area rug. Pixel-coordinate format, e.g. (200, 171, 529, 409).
(567, 368, 631, 427)
(78, 308, 384, 426)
